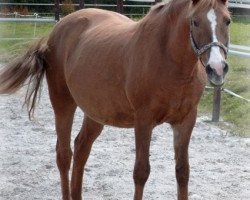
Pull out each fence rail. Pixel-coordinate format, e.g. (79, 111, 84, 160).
(0, 1, 249, 22)
(0, 18, 55, 23)
(229, 50, 250, 58)
(229, 44, 250, 58)
(229, 0, 250, 4)
(229, 3, 250, 9)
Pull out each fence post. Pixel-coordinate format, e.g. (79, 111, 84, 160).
(212, 86, 221, 122)
(54, 0, 60, 21)
(13, 12, 17, 36)
(33, 13, 38, 38)
(117, 0, 123, 13)
(79, 0, 85, 9)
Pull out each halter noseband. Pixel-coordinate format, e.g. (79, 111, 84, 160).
(190, 20, 228, 61)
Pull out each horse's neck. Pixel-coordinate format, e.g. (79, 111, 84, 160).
(136, 1, 197, 69)
(166, 16, 197, 65)
(144, 10, 198, 76)
(130, 4, 199, 80)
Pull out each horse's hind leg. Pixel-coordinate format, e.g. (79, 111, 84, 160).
(54, 102, 76, 200)
(172, 110, 197, 200)
(46, 70, 77, 200)
(71, 116, 103, 200)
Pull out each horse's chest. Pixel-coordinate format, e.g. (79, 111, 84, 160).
(154, 88, 200, 124)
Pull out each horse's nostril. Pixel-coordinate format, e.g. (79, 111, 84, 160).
(223, 62, 229, 74)
(205, 64, 213, 75)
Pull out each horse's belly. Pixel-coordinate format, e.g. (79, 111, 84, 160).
(67, 68, 135, 128)
(76, 94, 135, 128)
(83, 107, 135, 128)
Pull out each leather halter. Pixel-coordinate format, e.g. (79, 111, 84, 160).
(190, 20, 228, 61)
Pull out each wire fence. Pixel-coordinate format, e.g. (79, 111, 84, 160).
(0, 12, 54, 39)
(0, 1, 249, 18)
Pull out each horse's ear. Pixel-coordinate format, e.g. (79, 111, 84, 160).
(221, 0, 228, 4)
(192, 0, 200, 5)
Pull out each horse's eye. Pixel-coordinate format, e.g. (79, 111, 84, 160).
(193, 20, 199, 27)
(226, 19, 231, 26)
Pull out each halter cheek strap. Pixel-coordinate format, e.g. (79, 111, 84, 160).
(190, 23, 229, 60)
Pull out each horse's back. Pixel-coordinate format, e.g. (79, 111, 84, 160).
(47, 8, 133, 65)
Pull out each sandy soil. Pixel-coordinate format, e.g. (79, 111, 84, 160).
(0, 84, 250, 200)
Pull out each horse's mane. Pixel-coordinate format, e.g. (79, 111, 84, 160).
(148, 0, 228, 18)
(137, 0, 229, 39)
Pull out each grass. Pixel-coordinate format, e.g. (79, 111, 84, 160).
(199, 56, 250, 137)
(0, 16, 250, 136)
(0, 22, 53, 61)
(230, 16, 250, 46)
(199, 16, 250, 137)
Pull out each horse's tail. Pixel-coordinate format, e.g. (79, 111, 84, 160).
(0, 37, 48, 119)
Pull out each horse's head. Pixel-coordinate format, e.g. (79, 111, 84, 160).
(189, 0, 230, 86)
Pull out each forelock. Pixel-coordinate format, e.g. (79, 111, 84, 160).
(188, 0, 218, 17)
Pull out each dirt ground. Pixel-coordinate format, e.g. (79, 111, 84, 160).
(0, 84, 250, 200)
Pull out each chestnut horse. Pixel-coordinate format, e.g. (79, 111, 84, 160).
(0, 0, 230, 199)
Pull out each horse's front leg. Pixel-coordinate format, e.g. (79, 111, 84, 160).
(133, 112, 154, 200)
(171, 110, 197, 200)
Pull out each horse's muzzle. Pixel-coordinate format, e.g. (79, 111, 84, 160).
(205, 61, 229, 86)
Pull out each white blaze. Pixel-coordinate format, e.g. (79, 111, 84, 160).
(207, 9, 224, 76)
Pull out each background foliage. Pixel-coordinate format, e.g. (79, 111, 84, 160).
(0, 0, 152, 16)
